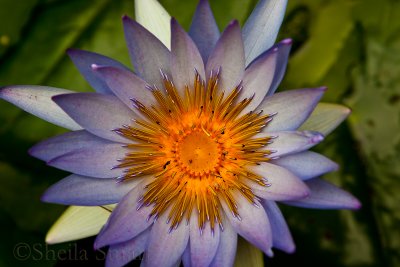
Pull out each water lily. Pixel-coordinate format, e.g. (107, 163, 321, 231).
(0, 0, 361, 266)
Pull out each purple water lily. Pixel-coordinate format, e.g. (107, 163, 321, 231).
(0, 0, 360, 266)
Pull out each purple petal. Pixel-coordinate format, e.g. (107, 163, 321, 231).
(67, 49, 130, 95)
(243, 0, 288, 65)
(240, 45, 278, 114)
(261, 200, 295, 253)
(171, 18, 205, 96)
(94, 180, 153, 248)
(284, 179, 361, 210)
(206, 21, 245, 94)
(221, 194, 273, 256)
(123, 16, 170, 89)
(92, 65, 155, 109)
(52, 93, 137, 143)
(143, 213, 189, 267)
(42, 174, 142, 206)
(189, 212, 220, 267)
(272, 151, 338, 180)
(29, 130, 112, 162)
(106, 228, 150, 267)
(258, 87, 326, 132)
(250, 162, 310, 201)
(209, 216, 237, 267)
(189, 0, 220, 63)
(47, 143, 126, 178)
(267, 39, 292, 96)
(265, 130, 324, 157)
(182, 243, 191, 267)
(0, 86, 81, 130)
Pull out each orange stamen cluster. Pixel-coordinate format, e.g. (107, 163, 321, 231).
(115, 70, 274, 232)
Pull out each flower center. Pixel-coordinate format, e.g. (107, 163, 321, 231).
(115, 71, 274, 231)
(176, 130, 221, 176)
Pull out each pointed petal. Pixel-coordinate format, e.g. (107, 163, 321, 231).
(209, 216, 237, 267)
(272, 151, 338, 180)
(240, 45, 278, 114)
(171, 19, 205, 95)
(94, 180, 153, 248)
(284, 179, 361, 210)
(0, 86, 81, 130)
(258, 87, 326, 132)
(189, 213, 220, 267)
(144, 214, 189, 267)
(48, 143, 126, 178)
(261, 200, 295, 253)
(67, 49, 129, 95)
(52, 93, 137, 143)
(299, 103, 351, 136)
(221, 194, 272, 256)
(267, 38, 292, 96)
(42, 174, 142, 206)
(92, 65, 155, 109)
(135, 0, 171, 48)
(266, 130, 324, 158)
(189, 0, 220, 63)
(206, 21, 245, 94)
(250, 162, 309, 201)
(243, 0, 288, 65)
(46, 206, 112, 244)
(29, 130, 112, 162)
(106, 229, 150, 267)
(123, 16, 170, 89)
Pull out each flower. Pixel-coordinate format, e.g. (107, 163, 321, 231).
(0, 0, 361, 266)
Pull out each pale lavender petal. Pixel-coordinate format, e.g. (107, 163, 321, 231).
(284, 179, 361, 210)
(206, 21, 245, 94)
(42, 174, 142, 206)
(258, 87, 326, 132)
(144, 213, 189, 267)
(272, 151, 338, 180)
(250, 162, 310, 201)
(265, 130, 324, 158)
(189, 0, 220, 63)
(243, 0, 288, 65)
(29, 130, 112, 162)
(267, 38, 292, 96)
(0, 86, 81, 130)
(221, 194, 273, 256)
(52, 93, 137, 143)
(106, 228, 149, 267)
(240, 45, 278, 114)
(209, 216, 237, 267)
(94, 180, 153, 248)
(47, 143, 126, 178)
(67, 49, 129, 95)
(171, 18, 205, 96)
(123, 16, 170, 89)
(92, 65, 155, 109)
(261, 200, 295, 253)
(189, 212, 220, 267)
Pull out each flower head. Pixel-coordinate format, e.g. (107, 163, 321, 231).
(0, 0, 361, 266)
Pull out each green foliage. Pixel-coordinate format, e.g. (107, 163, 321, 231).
(0, 0, 399, 266)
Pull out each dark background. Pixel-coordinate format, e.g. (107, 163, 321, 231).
(0, 0, 399, 266)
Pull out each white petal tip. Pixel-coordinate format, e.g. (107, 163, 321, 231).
(91, 64, 100, 70)
(281, 38, 293, 45)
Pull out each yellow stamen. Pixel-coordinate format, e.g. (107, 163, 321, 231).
(115, 70, 274, 231)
